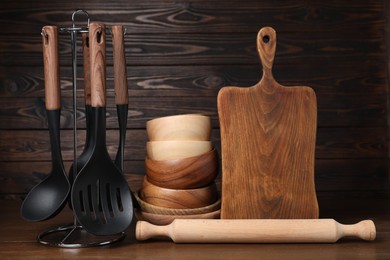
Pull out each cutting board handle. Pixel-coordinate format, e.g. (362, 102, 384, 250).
(257, 27, 276, 82)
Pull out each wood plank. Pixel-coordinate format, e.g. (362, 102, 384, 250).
(0, 93, 386, 129)
(0, 64, 386, 98)
(0, 1, 383, 34)
(0, 32, 385, 66)
(0, 96, 218, 130)
(0, 129, 147, 162)
(2, 159, 388, 195)
(316, 94, 387, 128)
(0, 161, 145, 195)
(315, 127, 388, 158)
(385, 0, 390, 159)
(0, 128, 387, 162)
(317, 191, 390, 217)
(314, 159, 390, 192)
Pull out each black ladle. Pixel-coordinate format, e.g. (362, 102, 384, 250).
(112, 25, 140, 209)
(71, 23, 133, 236)
(21, 26, 70, 221)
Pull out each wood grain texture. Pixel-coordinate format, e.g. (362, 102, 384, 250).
(146, 114, 211, 141)
(134, 192, 221, 215)
(139, 178, 218, 209)
(145, 149, 219, 189)
(0, 94, 386, 130)
(0, 64, 386, 98)
(0, 128, 387, 162)
(0, 1, 384, 34)
(42, 26, 60, 110)
(2, 158, 388, 198)
(112, 25, 129, 105)
(0, 0, 389, 201)
(218, 27, 318, 219)
(89, 22, 106, 107)
(0, 32, 385, 67)
(135, 209, 221, 226)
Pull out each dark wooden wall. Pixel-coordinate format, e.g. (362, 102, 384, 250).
(1, 1, 389, 204)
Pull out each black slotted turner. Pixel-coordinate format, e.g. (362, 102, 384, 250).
(71, 22, 133, 236)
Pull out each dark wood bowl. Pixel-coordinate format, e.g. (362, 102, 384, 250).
(134, 192, 221, 215)
(145, 148, 219, 189)
(135, 209, 220, 225)
(139, 177, 219, 209)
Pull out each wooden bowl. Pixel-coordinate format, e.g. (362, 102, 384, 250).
(135, 209, 220, 225)
(139, 178, 218, 209)
(146, 140, 212, 161)
(145, 149, 219, 189)
(134, 192, 221, 215)
(147, 114, 211, 141)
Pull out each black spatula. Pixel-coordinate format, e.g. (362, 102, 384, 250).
(71, 23, 133, 236)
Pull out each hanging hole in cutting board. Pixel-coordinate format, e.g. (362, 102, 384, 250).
(263, 35, 270, 43)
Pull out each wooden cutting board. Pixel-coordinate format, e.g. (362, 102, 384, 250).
(217, 27, 319, 219)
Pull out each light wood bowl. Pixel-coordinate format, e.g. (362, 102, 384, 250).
(147, 114, 211, 141)
(135, 209, 220, 225)
(146, 140, 212, 161)
(139, 178, 218, 209)
(145, 148, 219, 189)
(134, 192, 221, 215)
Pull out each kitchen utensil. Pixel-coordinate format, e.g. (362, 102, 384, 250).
(21, 26, 70, 221)
(71, 23, 133, 236)
(217, 27, 318, 219)
(145, 148, 218, 189)
(68, 32, 92, 185)
(112, 25, 128, 172)
(140, 178, 218, 209)
(147, 140, 212, 161)
(136, 219, 376, 243)
(147, 114, 211, 141)
(134, 192, 220, 215)
(135, 209, 220, 225)
(111, 25, 140, 210)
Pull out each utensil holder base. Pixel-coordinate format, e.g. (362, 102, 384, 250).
(37, 223, 125, 248)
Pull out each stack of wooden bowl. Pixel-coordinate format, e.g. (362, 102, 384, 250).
(135, 114, 220, 225)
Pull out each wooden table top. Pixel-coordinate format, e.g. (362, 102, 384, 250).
(0, 197, 389, 259)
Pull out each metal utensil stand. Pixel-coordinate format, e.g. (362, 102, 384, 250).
(37, 10, 125, 248)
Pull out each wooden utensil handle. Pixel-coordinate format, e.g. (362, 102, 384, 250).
(82, 32, 91, 106)
(112, 25, 128, 105)
(257, 26, 276, 80)
(136, 219, 376, 243)
(42, 26, 60, 110)
(89, 22, 106, 107)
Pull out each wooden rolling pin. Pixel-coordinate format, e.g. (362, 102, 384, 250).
(136, 219, 376, 243)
